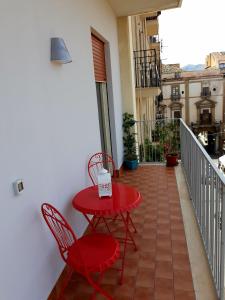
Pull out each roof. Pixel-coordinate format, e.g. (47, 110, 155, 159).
(162, 64, 182, 74)
(162, 67, 222, 81)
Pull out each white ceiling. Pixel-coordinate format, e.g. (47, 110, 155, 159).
(107, 0, 182, 17)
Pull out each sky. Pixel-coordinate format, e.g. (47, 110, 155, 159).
(159, 0, 225, 67)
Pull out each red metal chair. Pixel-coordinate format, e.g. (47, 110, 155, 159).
(41, 203, 120, 300)
(87, 152, 137, 233)
(88, 152, 116, 231)
(88, 152, 115, 185)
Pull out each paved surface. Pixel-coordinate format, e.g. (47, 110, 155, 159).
(52, 166, 196, 300)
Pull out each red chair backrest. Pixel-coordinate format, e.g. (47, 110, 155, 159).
(41, 203, 77, 263)
(88, 152, 115, 185)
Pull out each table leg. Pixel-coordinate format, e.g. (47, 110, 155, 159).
(83, 214, 96, 232)
(119, 212, 138, 284)
(83, 214, 111, 233)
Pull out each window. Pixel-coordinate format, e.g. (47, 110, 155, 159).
(174, 72, 181, 79)
(219, 63, 225, 69)
(172, 85, 180, 95)
(202, 86, 210, 96)
(171, 85, 181, 101)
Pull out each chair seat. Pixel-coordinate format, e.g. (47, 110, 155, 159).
(67, 233, 120, 273)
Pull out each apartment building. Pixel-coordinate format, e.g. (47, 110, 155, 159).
(132, 12, 162, 122)
(118, 11, 162, 123)
(161, 65, 224, 154)
(205, 51, 225, 70)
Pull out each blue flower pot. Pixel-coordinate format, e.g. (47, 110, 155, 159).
(124, 160, 138, 170)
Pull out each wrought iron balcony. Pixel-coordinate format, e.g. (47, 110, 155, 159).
(134, 49, 160, 88)
(148, 35, 159, 43)
(156, 113, 164, 119)
(171, 94, 181, 101)
(201, 89, 211, 97)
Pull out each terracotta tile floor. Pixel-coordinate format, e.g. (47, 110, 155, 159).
(64, 166, 196, 300)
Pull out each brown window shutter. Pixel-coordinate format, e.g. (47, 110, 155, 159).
(91, 34, 106, 82)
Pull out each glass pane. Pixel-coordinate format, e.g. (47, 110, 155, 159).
(96, 82, 112, 159)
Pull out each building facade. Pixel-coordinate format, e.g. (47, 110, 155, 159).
(161, 66, 224, 154)
(117, 11, 163, 122)
(205, 51, 225, 70)
(131, 12, 162, 122)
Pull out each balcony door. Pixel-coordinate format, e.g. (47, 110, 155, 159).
(91, 34, 112, 157)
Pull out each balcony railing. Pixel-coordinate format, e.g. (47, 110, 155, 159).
(134, 49, 160, 88)
(180, 119, 225, 300)
(171, 94, 181, 101)
(201, 90, 211, 97)
(148, 35, 160, 43)
(135, 118, 180, 163)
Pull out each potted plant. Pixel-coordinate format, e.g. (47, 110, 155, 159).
(165, 150, 179, 167)
(123, 113, 138, 170)
(163, 121, 179, 167)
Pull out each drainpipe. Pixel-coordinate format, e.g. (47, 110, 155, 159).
(185, 79, 190, 125)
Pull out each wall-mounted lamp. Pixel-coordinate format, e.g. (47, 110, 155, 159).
(50, 37, 72, 64)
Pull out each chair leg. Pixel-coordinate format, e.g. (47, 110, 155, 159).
(87, 273, 113, 300)
(128, 215, 137, 233)
(89, 272, 103, 300)
(57, 267, 74, 300)
(93, 216, 100, 228)
(102, 217, 111, 233)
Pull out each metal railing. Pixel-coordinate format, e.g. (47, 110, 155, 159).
(180, 119, 225, 299)
(148, 35, 160, 43)
(171, 94, 181, 101)
(136, 118, 180, 163)
(134, 49, 160, 88)
(201, 90, 211, 97)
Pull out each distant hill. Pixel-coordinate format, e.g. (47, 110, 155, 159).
(182, 64, 205, 71)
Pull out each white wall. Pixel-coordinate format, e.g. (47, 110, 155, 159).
(0, 0, 123, 299)
(209, 79, 223, 121)
(214, 96, 223, 121)
(180, 83, 185, 97)
(162, 84, 171, 99)
(189, 82, 201, 97)
(210, 79, 223, 96)
(189, 98, 199, 123)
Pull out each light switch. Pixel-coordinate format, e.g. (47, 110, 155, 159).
(13, 179, 24, 195)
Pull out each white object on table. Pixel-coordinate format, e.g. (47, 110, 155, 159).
(97, 168, 112, 197)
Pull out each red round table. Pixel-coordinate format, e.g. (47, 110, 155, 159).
(72, 182, 142, 284)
